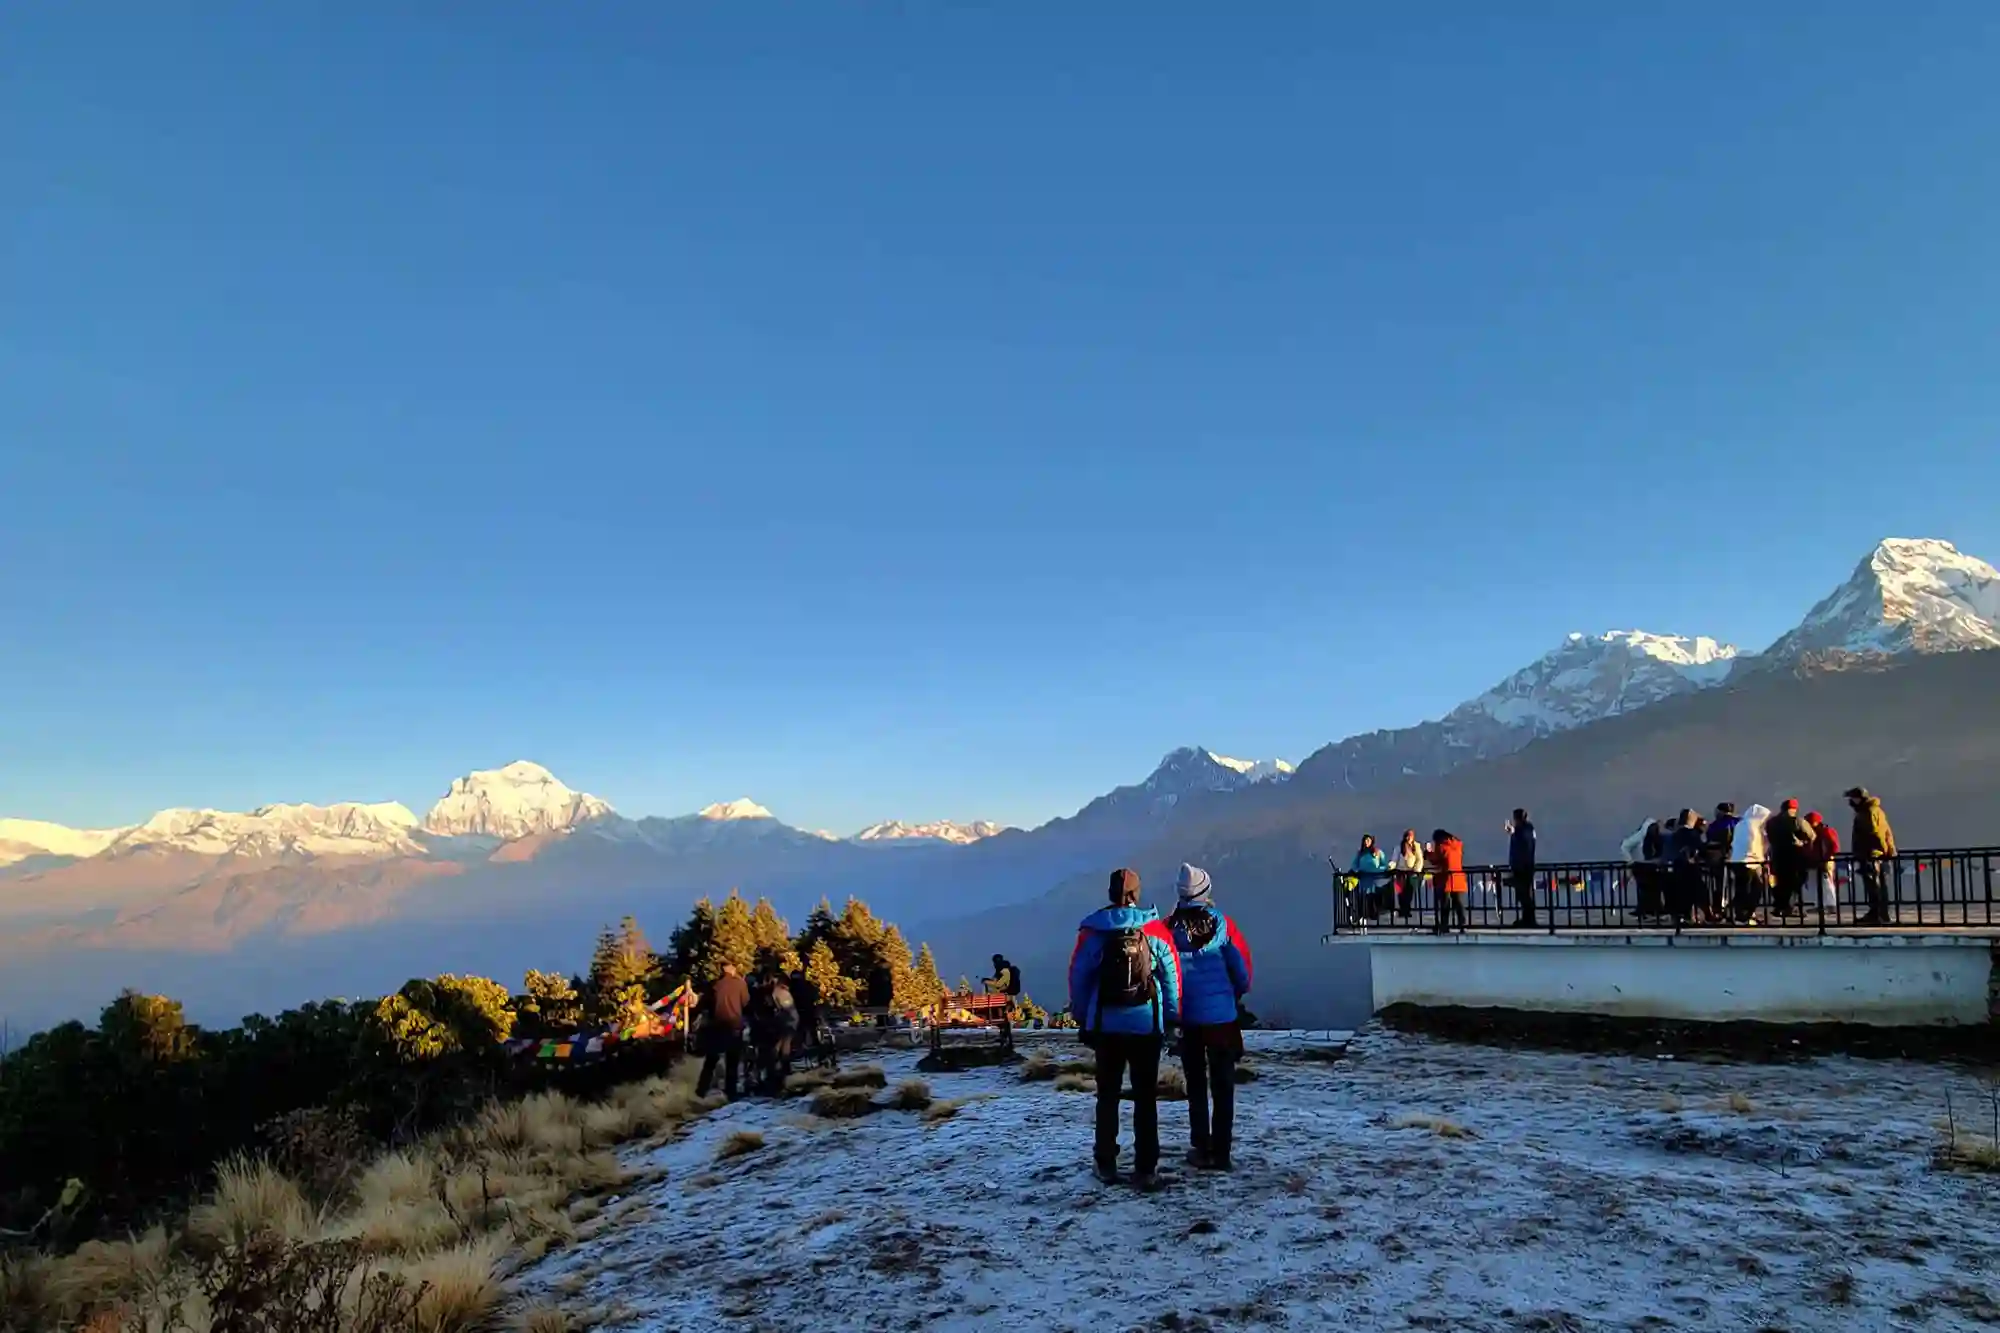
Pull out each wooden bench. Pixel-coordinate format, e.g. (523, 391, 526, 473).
(928, 991, 1014, 1056)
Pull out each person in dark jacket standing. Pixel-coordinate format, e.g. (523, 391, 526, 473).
(1703, 803, 1742, 922)
(1068, 867, 1182, 1189)
(695, 962, 751, 1099)
(789, 969, 822, 1068)
(1764, 799, 1815, 919)
(1507, 809, 1537, 928)
(1846, 787, 1898, 925)
(1668, 809, 1705, 924)
(1167, 864, 1253, 1173)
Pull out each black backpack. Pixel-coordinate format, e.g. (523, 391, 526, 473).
(1004, 962, 1023, 997)
(1097, 928, 1157, 1014)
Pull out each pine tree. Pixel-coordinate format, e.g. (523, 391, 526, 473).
(750, 897, 800, 976)
(909, 943, 947, 1013)
(881, 924, 919, 1010)
(803, 938, 856, 1010)
(793, 897, 839, 962)
(665, 898, 720, 985)
(711, 890, 758, 978)
(956, 975, 973, 996)
(586, 917, 654, 1025)
(829, 897, 887, 985)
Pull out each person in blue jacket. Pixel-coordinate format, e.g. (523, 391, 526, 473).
(1068, 866, 1183, 1189)
(1508, 808, 1538, 928)
(1350, 834, 1393, 922)
(1168, 863, 1254, 1172)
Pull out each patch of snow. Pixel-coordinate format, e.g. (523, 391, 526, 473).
(421, 760, 613, 839)
(104, 801, 425, 858)
(522, 1028, 1999, 1331)
(1451, 629, 1740, 738)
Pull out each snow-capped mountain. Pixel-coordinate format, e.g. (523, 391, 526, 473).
(1759, 538, 2000, 666)
(104, 801, 425, 859)
(1208, 754, 1297, 784)
(699, 799, 775, 822)
(1452, 631, 1739, 736)
(0, 818, 127, 869)
(421, 761, 613, 839)
(851, 819, 1010, 846)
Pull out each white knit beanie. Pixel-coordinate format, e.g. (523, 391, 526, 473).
(1176, 863, 1214, 904)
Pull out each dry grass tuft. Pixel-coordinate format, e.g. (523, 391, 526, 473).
(1819, 1266, 1858, 1306)
(1052, 1073, 1096, 1094)
(511, 1301, 575, 1333)
(0, 1250, 56, 1327)
(923, 1098, 967, 1124)
(1724, 1091, 1757, 1115)
(784, 1068, 834, 1097)
(1019, 1052, 1057, 1082)
(1659, 1093, 1685, 1114)
(45, 1227, 173, 1311)
(716, 1130, 766, 1161)
(1233, 1062, 1259, 1084)
(1391, 1113, 1476, 1139)
(890, 1079, 934, 1111)
(185, 1156, 319, 1251)
(811, 1085, 878, 1119)
(399, 1236, 507, 1333)
(830, 1064, 886, 1090)
(1157, 1066, 1188, 1101)
(1933, 1129, 2000, 1174)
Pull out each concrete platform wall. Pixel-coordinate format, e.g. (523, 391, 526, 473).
(1355, 931, 1999, 1027)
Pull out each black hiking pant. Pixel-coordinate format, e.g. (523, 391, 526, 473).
(1511, 868, 1536, 924)
(1092, 1034, 1161, 1174)
(696, 1034, 743, 1099)
(1434, 883, 1466, 931)
(1771, 863, 1806, 917)
(1181, 1031, 1237, 1165)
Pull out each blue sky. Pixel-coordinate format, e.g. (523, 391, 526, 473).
(4, 3, 1998, 833)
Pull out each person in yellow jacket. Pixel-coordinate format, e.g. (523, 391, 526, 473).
(1845, 787, 1898, 925)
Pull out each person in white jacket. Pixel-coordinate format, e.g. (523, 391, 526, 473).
(1393, 829, 1425, 923)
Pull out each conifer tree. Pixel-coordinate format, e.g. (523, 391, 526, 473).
(711, 890, 758, 978)
(803, 938, 856, 1009)
(665, 898, 720, 984)
(518, 969, 582, 1035)
(829, 897, 887, 984)
(881, 924, 918, 1010)
(793, 897, 839, 961)
(586, 917, 654, 1024)
(909, 943, 947, 1013)
(750, 896, 800, 976)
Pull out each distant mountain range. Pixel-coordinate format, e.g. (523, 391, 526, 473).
(2, 535, 1995, 1030)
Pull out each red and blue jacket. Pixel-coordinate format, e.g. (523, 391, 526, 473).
(1067, 905, 1182, 1036)
(1168, 902, 1253, 1027)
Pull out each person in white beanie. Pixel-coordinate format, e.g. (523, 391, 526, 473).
(1167, 862, 1254, 1171)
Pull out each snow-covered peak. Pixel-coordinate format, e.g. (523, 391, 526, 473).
(1451, 630, 1740, 737)
(0, 817, 130, 868)
(851, 819, 1010, 846)
(1761, 538, 2000, 664)
(699, 798, 775, 822)
(1208, 754, 1297, 783)
(421, 761, 613, 839)
(105, 801, 425, 859)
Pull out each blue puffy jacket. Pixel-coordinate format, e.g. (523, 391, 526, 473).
(1168, 902, 1253, 1028)
(1067, 905, 1182, 1036)
(1350, 847, 1392, 896)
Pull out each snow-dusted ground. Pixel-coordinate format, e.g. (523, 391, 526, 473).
(523, 1028, 2000, 1331)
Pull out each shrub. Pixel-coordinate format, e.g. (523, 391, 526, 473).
(716, 1131, 766, 1161)
(890, 1080, 933, 1112)
(1019, 1053, 1056, 1082)
(258, 1106, 370, 1205)
(810, 1087, 877, 1120)
(0, 1251, 55, 1332)
(1052, 1074, 1095, 1094)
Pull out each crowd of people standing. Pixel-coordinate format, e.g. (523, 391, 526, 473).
(1339, 788, 1903, 929)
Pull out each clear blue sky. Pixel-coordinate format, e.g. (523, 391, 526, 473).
(4, 3, 1998, 833)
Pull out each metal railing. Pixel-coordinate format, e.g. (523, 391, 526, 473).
(1326, 848, 2000, 936)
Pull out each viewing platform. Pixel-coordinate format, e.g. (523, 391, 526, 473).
(1329, 850, 2000, 1028)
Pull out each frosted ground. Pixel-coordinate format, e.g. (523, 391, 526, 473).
(523, 1028, 2000, 1331)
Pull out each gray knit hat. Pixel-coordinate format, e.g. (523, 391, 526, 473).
(1176, 863, 1214, 904)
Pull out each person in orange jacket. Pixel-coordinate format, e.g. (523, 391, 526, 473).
(1428, 829, 1468, 934)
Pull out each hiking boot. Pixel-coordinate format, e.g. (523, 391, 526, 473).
(1131, 1168, 1161, 1192)
(1093, 1161, 1122, 1185)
